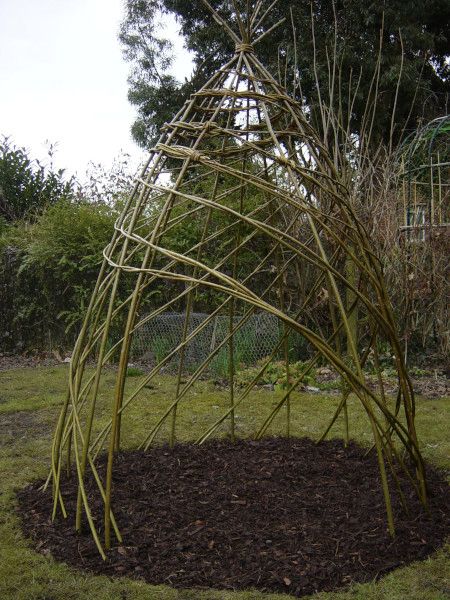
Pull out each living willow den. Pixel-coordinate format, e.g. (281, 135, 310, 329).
(44, 0, 435, 580)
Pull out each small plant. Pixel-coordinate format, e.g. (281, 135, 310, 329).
(236, 359, 317, 390)
(152, 336, 174, 366)
(209, 346, 231, 379)
(126, 366, 145, 377)
(409, 366, 432, 377)
(209, 329, 257, 379)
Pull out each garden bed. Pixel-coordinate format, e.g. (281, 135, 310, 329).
(17, 437, 449, 598)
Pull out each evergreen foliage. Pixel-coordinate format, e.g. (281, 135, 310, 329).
(0, 137, 74, 222)
(120, 0, 449, 148)
(0, 201, 118, 351)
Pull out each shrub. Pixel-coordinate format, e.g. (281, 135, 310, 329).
(0, 136, 74, 222)
(0, 200, 118, 351)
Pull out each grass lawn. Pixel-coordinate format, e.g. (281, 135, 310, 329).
(0, 364, 448, 600)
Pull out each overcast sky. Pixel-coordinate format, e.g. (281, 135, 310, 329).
(0, 0, 193, 179)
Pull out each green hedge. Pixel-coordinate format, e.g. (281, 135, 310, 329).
(0, 200, 117, 351)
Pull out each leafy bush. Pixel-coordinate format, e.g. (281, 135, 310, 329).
(0, 200, 118, 351)
(0, 137, 74, 222)
(23, 200, 117, 328)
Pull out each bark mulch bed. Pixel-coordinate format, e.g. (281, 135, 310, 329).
(17, 438, 449, 597)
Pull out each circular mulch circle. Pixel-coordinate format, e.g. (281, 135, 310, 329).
(17, 438, 449, 597)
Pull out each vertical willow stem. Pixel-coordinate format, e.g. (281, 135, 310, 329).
(284, 323, 291, 438)
(228, 303, 236, 442)
(344, 249, 358, 444)
(371, 419, 395, 536)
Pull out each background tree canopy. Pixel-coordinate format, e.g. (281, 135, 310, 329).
(120, 0, 449, 149)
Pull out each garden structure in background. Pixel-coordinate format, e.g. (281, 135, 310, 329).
(397, 116, 449, 361)
(26, 0, 448, 596)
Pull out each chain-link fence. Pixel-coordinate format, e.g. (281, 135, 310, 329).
(130, 312, 287, 374)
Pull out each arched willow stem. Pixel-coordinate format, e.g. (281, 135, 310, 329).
(49, 0, 427, 557)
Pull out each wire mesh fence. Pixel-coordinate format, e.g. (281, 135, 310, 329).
(130, 312, 289, 374)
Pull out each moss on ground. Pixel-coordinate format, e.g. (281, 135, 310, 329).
(0, 365, 448, 600)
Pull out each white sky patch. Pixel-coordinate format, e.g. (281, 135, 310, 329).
(0, 0, 194, 180)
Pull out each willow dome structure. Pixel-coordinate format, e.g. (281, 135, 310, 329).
(49, 0, 427, 557)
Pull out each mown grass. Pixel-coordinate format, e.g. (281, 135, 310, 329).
(0, 364, 448, 600)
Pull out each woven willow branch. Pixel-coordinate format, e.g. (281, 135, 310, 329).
(49, 0, 427, 556)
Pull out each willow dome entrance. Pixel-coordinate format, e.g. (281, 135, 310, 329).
(50, 0, 427, 557)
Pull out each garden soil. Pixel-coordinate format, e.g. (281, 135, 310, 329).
(17, 437, 449, 597)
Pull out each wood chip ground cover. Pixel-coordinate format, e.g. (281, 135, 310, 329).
(17, 437, 449, 598)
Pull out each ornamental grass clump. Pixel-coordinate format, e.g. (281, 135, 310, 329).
(48, 0, 428, 558)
